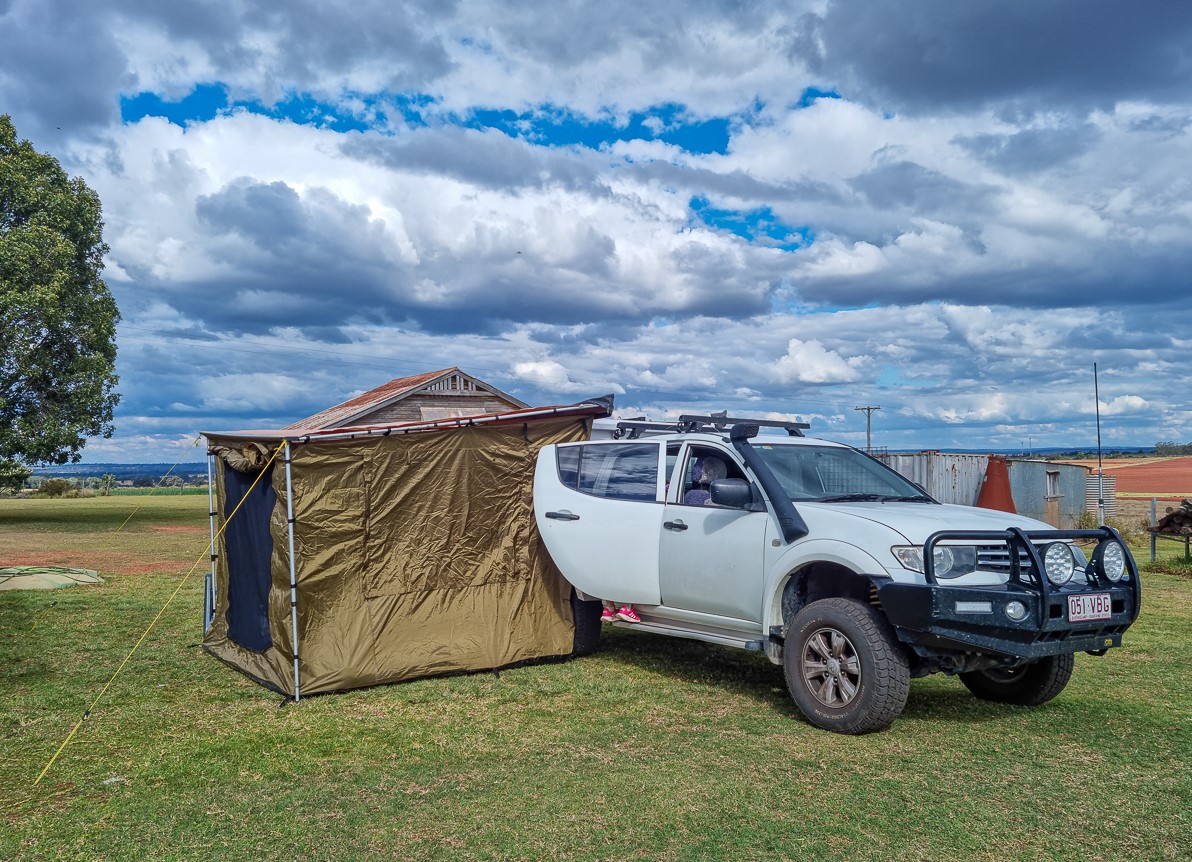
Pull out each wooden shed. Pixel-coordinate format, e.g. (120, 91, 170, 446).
(287, 367, 528, 431)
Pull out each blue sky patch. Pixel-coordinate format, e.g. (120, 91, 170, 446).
(797, 87, 841, 108)
(463, 103, 729, 154)
(878, 367, 908, 387)
(120, 88, 730, 155)
(121, 83, 230, 126)
(689, 197, 813, 251)
(120, 85, 429, 132)
(244, 93, 373, 132)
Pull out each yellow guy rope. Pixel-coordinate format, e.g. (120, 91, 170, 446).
(34, 440, 288, 786)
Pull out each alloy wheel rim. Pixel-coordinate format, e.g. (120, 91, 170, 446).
(801, 626, 861, 707)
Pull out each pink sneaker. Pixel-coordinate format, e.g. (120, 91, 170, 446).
(615, 605, 641, 623)
(601, 606, 616, 624)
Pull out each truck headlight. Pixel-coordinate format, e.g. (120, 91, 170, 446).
(1043, 541, 1075, 586)
(893, 546, 926, 573)
(1094, 540, 1127, 582)
(893, 545, 978, 578)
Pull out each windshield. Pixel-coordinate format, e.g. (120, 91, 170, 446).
(753, 443, 932, 503)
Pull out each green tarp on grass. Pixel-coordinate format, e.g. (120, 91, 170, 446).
(0, 566, 104, 591)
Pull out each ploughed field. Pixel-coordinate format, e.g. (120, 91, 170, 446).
(1064, 455, 1192, 501)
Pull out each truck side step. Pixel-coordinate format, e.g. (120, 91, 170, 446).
(610, 619, 764, 651)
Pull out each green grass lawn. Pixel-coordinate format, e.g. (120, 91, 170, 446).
(1, 496, 1189, 861)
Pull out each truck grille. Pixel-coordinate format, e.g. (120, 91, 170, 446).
(976, 543, 1040, 578)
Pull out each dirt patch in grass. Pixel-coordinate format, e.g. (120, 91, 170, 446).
(0, 498, 210, 579)
(1, 552, 88, 568)
(0, 550, 195, 576)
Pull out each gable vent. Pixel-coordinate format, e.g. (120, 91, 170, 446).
(426, 373, 478, 393)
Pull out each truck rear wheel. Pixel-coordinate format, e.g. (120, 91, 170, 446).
(570, 590, 602, 656)
(783, 597, 910, 734)
(959, 654, 1074, 706)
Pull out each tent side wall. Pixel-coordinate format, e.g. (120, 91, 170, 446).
(204, 413, 592, 695)
(202, 451, 297, 694)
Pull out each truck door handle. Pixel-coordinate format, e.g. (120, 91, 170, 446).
(663, 519, 688, 531)
(545, 510, 580, 521)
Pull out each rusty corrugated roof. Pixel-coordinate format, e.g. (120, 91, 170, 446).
(284, 368, 457, 430)
(284, 367, 530, 430)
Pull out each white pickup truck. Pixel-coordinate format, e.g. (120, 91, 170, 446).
(533, 415, 1140, 734)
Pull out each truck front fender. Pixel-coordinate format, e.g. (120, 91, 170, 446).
(761, 539, 895, 632)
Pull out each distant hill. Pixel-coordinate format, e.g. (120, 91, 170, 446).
(31, 463, 209, 485)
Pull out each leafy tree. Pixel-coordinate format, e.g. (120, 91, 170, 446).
(38, 477, 73, 497)
(1, 114, 119, 467)
(0, 457, 31, 492)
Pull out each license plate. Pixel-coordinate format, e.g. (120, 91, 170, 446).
(1068, 593, 1112, 623)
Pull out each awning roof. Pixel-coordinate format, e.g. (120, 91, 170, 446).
(204, 397, 613, 445)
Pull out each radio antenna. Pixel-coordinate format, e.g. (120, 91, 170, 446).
(1094, 362, 1105, 525)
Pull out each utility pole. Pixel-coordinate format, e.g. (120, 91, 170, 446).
(855, 405, 881, 452)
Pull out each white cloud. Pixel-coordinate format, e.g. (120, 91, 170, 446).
(512, 359, 623, 395)
(196, 373, 310, 412)
(772, 338, 866, 384)
(1097, 395, 1148, 417)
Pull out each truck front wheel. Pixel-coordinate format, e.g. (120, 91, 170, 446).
(959, 654, 1074, 706)
(783, 598, 910, 734)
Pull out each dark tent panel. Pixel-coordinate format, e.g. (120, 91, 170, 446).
(202, 403, 606, 696)
(222, 463, 275, 653)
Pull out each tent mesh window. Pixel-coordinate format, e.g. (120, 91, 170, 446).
(223, 464, 275, 653)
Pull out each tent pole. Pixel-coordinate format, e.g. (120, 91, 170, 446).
(283, 441, 301, 701)
(205, 451, 216, 633)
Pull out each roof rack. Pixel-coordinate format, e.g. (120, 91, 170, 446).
(612, 412, 810, 439)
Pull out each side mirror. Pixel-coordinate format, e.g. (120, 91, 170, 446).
(709, 478, 752, 509)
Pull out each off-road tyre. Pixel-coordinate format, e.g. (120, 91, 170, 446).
(783, 597, 910, 734)
(570, 590, 603, 657)
(958, 654, 1074, 706)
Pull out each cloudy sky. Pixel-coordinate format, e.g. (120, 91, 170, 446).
(4, 0, 1191, 462)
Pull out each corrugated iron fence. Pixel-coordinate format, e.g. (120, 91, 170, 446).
(1085, 474, 1118, 516)
(877, 453, 990, 506)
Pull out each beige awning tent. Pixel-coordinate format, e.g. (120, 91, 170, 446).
(201, 399, 609, 697)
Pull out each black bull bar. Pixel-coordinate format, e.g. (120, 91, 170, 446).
(874, 527, 1142, 660)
